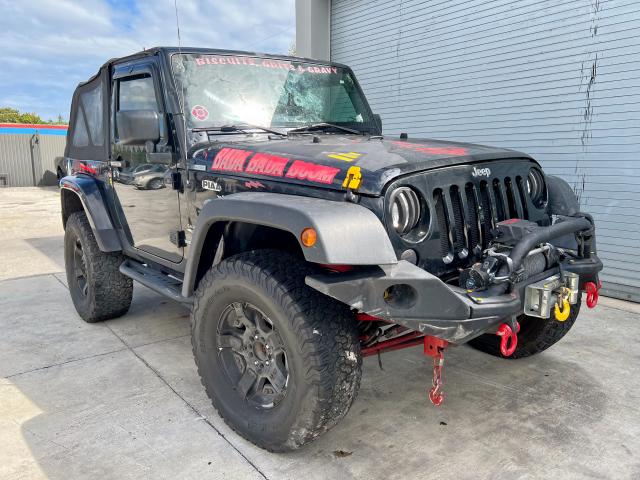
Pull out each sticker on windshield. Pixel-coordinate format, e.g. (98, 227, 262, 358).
(191, 105, 209, 121)
(194, 56, 339, 74)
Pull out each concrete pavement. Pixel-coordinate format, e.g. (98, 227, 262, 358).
(1, 187, 640, 479)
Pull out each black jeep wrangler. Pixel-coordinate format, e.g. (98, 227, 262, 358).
(60, 47, 603, 452)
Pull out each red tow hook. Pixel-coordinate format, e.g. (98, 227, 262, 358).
(424, 336, 448, 406)
(496, 321, 520, 357)
(585, 281, 600, 309)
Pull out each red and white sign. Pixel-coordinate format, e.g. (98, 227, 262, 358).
(191, 105, 209, 121)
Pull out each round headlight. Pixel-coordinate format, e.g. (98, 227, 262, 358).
(389, 187, 421, 235)
(527, 168, 546, 208)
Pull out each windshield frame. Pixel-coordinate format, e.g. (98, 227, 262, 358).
(167, 51, 379, 135)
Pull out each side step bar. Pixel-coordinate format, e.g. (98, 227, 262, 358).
(119, 260, 193, 305)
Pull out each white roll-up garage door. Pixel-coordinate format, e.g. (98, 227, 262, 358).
(331, 0, 640, 302)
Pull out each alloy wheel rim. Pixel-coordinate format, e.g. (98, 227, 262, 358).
(73, 238, 88, 296)
(216, 302, 289, 409)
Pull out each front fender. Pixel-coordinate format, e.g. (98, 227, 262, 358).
(182, 192, 398, 297)
(60, 175, 121, 252)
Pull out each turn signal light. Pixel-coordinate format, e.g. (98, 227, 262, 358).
(301, 228, 317, 247)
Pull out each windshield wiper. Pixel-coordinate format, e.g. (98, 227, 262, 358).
(287, 123, 362, 135)
(192, 124, 286, 137)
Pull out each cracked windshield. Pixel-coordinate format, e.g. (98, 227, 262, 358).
(171, 54, 375, 132)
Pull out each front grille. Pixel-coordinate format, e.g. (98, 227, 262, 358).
(434, 177, 528, 263)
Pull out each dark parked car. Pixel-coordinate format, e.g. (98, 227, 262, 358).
(59, 47, 603, 452)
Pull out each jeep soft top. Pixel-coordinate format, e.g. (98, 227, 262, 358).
(60, 47, 602, 451)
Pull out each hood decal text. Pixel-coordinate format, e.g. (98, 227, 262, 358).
(211, 148, 340, 185)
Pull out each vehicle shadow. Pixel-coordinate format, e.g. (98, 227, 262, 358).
(23, 236, 65, 270)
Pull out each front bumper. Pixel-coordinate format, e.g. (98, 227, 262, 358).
(306, 254, 602, 344)
(306, 212, 603, 345)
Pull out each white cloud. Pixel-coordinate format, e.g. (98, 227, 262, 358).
(0, 0, 295, 120)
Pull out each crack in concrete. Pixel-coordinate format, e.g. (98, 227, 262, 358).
(5, 348, 129, 379)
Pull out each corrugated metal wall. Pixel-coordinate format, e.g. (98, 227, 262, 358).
(0, 134, 66, 187)
(331, 0, 640, 302)
(40, 135, 68, 184)
(0, 135, 34, 186)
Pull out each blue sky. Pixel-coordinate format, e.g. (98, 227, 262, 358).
(0, 0, 296, 121)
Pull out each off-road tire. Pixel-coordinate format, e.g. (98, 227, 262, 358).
(469, 294, 582, 359)
(191, 250, 362, 452)
(64, 211, 133, 322)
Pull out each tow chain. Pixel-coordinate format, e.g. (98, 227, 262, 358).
(424, 336, 448, 406)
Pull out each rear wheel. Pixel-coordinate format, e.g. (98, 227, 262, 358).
(191, 250, 361, 451)
(469, 294, 581, 359)
(64, 211, 133, 322)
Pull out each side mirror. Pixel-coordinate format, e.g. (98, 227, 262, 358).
(373, 113, 382, 134)
(116, 110, 160, 145)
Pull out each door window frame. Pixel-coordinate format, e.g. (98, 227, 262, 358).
(111, 61, 169, 150)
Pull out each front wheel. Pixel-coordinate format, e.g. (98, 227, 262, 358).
(469, 294, 582, 359)
(191, 251, 361, 452)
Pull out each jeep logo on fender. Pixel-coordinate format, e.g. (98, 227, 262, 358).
(471, 167, 491, 177)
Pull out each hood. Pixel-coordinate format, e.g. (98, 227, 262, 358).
(191, 134, 534, 196)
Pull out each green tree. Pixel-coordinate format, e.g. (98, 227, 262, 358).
(0, 107, 46, 124)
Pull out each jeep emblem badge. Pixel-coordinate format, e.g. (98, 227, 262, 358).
(472, 166, 491, 177)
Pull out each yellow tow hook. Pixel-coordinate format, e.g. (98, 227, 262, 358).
(554, 290, 571, 322)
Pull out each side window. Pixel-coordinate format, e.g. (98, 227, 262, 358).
(119, 76, 158, 111)
(81, 84, 104, 145)
(72, 108, 89, 147)
(72, 81, 103, 147)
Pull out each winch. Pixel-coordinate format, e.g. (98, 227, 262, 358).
(459, 218, 583, 319)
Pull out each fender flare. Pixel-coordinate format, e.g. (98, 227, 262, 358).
(182, 192, 398, 297)
(546, 175, 580, 216)
(60, 175, 122, 252)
